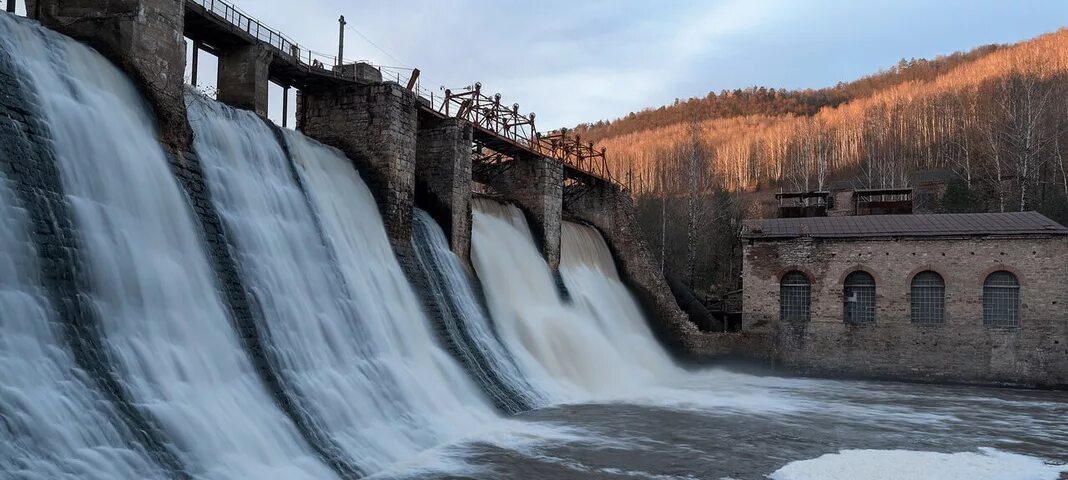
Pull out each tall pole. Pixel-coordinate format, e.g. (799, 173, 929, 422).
(190, 40, 201, 86)
(337, 15, 346, 66)
(282, 86, 290, 128)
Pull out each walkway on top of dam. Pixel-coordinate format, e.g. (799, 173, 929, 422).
(183, 0, 619, 189)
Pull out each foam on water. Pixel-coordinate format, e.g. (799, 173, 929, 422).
(769, 448, 1068, 480)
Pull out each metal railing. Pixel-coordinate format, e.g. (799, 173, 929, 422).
(187, 0, 342, 72)
(186, 0, 619, 187)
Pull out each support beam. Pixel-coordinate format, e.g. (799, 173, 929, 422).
(297, 82, 418, 250)
(190, 39, 200, 87)
(217, 43, 271, 117)
(281, 86, 289, 128)
(27, 0, 189, 152)
(416, 117, 473, 260)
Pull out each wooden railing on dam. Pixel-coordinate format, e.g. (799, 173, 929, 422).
(182, 0, 620, 188)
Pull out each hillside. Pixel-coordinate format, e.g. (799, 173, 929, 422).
(574, 43, 1001, 143)
(578, 29, 1068, 218)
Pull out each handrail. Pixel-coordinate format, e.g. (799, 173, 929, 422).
(185, 0, 620, 187)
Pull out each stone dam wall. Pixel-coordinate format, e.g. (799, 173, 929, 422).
(18, 0, 729, 371)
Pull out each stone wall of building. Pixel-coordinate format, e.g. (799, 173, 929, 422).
(297, 82, 418, 250)
(28, 0, 189, 152)
(415, 117, 473, 261)
(743, 235, 1068, 387)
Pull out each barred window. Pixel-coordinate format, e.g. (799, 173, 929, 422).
(780, 271, 811, 322)
(843, 271, 876, 324)
(983, 271, 1020, 327)
(910, 271, 945, 325)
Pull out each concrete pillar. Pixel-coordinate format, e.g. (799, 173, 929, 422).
(28, 0, 189, 152)
(218, 43, 272, 117)
(297, 82, 418, 249)
(416, 117, 473, 260)
(491, 156, 563, 270)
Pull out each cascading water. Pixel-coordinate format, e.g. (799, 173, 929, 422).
(0, 174, 166, 480)
(4, 10, 1066, 480)
(411, 208, 548, 413)
(471, 198, 666, 399)
(559, 221, 681, 379)
(188, 95, 500, 474)
(0, 15, 338, 480)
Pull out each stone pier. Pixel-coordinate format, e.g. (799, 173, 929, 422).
(217, 43, 271, 117)
(297, 82, 418, 250)
(28, 0, 189, 152)
(415, 117, 473, 260)
(483, 157, 564, 270)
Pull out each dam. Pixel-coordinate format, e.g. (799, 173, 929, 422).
(0, 1, 1065, 479)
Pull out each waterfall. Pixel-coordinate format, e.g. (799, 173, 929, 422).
(559, 221, 680, 379)
(0, 15, 337, 480)
(0, 174, 166, 479)
(188, 95, 500, 474)
(411, 208, 548, 413)
(471, 198, 662, 399)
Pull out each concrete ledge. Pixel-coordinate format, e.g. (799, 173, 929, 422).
(688, 331, 774, 362)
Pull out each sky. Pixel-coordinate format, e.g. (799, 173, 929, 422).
(179, 0, 1068, 130)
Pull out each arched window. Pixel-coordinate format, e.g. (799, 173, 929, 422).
(983, 271, 1020, 327)
(843, 271, 876, 324)
(910, 271, 945, 325)
(780, 271, 811, 322)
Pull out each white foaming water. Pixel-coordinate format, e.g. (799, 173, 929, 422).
(471, 198, 670, 398)
(769, 448, 1068, 480)
(289, 130, 505, 472)
(1, 16, 336, 480)
(411, 208, 548, 412)
(559, 221, 682, 381)
(189, 94, 498, 474)
(0, 174, 163, 479)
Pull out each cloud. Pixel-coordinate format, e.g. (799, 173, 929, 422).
(222, 0, 1068, 129)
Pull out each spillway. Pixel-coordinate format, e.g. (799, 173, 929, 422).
(411, 208, 548, 413)
(0, 15, 337, 480)
(0, 172, 166, 479)
(471, 198, 672, 399)
(559, 221, 681, 380)
(189, 95, 499, 474)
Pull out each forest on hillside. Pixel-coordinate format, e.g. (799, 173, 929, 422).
(582, 30, 1068, 300)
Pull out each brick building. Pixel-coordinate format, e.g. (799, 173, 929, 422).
(741, 211, 1068, 387)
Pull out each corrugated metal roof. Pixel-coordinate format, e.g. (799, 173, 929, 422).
(742, 212, 1068, 239)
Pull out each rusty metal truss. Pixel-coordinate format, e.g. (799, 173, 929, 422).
(439, 83, 618, 187)
(536, 129, 612, 182)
